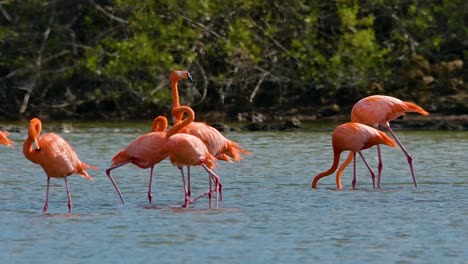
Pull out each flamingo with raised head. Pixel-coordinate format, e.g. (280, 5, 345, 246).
(345, 95, 429, 188)
(165, 106, 222, 208)
(170, 70, 251, 199)
(312, 122, 397, 190)
(23, 118, 97, 214)
(106, 116, 169, 204)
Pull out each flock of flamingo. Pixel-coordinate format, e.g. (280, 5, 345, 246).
(0, 70, 429, 214)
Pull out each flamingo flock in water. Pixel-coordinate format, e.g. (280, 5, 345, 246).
(0, 70, 430, 214)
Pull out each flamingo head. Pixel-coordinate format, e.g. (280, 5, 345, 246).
(170, 70, 193, 83)
(28, 118, 42, 151)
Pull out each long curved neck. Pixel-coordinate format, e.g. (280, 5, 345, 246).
(151, 116, 168, 132)
(23, 121, 42, 163)
(170, 73, 182, 123)
(166, 106, 195, 139)
(312, 148, 342, 188)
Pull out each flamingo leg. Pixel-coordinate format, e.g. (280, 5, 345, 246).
(376, 145, 383, 189)
(65, 177, 72, 214)
(105, 167, 126, 204)
(385, 125, 418, 187)
(43, 176, 50, 214)
(147, 166, 154, 204)
(187, 166, 191, 198)
(352, 152, 357, 189)
(208, 172, 212, 208)
(202, 164, 220, 209)
(337, 152, 353, 190)
(358, 152, 376, 189)
(180, 167, 189, 208)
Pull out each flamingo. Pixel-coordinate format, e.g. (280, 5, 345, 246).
(23, 118, 97, 214)
(0, 131, 13, 147)
(345, 95, 430, 188)
(105, 116, 169, 204)
(312, 122, 397, 190)
(165, 106, 222, 208)
(170, 70, 251, 199)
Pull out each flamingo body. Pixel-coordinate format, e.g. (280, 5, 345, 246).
(177, 122, 250, 162)
(351, 95, 429, 127)
(166, 133, 217, 169)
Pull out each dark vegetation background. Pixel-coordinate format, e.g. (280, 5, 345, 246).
(0, 0, 466, 122)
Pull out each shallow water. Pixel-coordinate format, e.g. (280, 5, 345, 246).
(1, 122, 467, 263)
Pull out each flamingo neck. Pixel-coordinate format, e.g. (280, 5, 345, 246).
(166, 106, 195, 138)
(23, 126, 41, 163)
(152, 116, 168, 132)
(312, 149, 342, 188)
(170, 74, 182, 124)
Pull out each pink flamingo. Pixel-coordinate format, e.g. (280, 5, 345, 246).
(345, 95, 429, 188)
(0, 131, 13, 148)
(312, 122, 397, 189)
(170, 70, 251, 199)
(106, 116, 169, 204)
(165, 106, 222, 208)
(23, 118, 97, 214)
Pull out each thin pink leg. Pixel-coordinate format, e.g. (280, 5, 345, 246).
(208, 172, 212, 208)
(43, 177, 50, 214)
(187, 166, 191, 198)
(105, 166, 126, 204)
(352, 152, 357, 189)
(65, 177, 72, 214)
(376, 145, 383, 189)
(358, 152, 376, 189)
(202, 164, 220, 208)
(147, 166, 154, 204)
(180, 167, 189, 208)
(385, 125, 418, 187)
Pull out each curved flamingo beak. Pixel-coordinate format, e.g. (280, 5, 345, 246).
(187, 72, 193, 83)
(33, 138, 41, 151)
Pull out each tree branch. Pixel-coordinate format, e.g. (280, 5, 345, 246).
(89, 0, 128, 24)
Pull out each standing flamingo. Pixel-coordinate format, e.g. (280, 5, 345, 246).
(165, 106, 222, 208)
(105, 116, 169, 204)
(170, 70, 251, 199)
(347, 95, 429, 188)
(312, 122, 397, 190)
(0, 131, 13, 147)
(23, 118, 97, 214)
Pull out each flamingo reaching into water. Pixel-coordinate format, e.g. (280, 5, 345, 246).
(170, 70, 251, 199)
(106, 116, 169, 204)
(312, 122, 397, 190)
(23, 118, 97, 214)
(0, 131, 13, 147)
(166, 106, 222, 208)
(344, 95, 429, 188)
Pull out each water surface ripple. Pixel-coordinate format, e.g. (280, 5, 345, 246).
(1, 125, 467, 263)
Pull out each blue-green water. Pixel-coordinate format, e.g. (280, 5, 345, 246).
(1, 122, 467, 263)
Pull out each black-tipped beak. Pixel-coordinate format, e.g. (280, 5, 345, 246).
(187, 72, 193, 83)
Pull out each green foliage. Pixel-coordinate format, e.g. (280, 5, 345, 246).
(0, 0, 465, 119)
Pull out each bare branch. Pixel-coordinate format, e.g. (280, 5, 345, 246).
(249, 72, 270, 103)
(89, 0, 128, 24)
(0, 2, 11, 22)
(178, 13, 222, 39)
